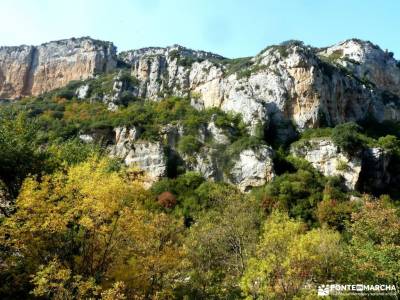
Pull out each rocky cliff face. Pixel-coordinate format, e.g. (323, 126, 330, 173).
(318, 39, 400, 97)
(0, 37, 117, 99)
(117, 40, 400, 133)
(105, 124, 275, 191)
(2, 37, 399, 132)
(2, 37, 400, 193)
(230, 146, 275, 191)
(291, 138, 362, 190)
(290, 137, 399, 193)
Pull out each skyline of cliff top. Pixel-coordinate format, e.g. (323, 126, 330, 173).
(0, 36, 395, 61)
(0, 0, 399, 59)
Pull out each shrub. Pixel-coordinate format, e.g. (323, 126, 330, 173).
(331, 122, 364, 153)
(252, 159, 348, 225)
(241, 211, 345, 299)
(177, 135, 201, 155)
(157, 191, 177, 208)
(316, 199, 359, 231)
(336, 159, 349, 171)
(53, 80, 82, 100)
(149, 172, 209, 222)
(223, 57, 253, 77)
(178, 56, 203, 67)
(377, 135, 400, 154)
(301, 127, 333, 139)
(168, 50, 180, 61)
(328, 49, 344, 61)
(279, 40, 304, 47)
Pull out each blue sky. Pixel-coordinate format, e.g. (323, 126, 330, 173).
(1, 0, 399, 58)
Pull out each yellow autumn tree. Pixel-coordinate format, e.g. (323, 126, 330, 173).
(240, 211, 345, 299)
(0, 156, 187, 299)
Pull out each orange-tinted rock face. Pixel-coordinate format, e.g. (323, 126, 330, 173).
(0, 37, 117, 99)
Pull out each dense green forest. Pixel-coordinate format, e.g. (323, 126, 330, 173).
(0, 82, 399, 299)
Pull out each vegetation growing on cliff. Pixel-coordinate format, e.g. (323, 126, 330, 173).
(0, 93, 400, 299)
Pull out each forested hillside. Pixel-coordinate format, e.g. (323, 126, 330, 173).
(0, 37, 399, 299)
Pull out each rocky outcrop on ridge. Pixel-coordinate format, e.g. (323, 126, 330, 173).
(117, 40, 400, 133)
(318, 39, 400, 97)
(2, 37, 400, 134)
(0, 37, 116, 99)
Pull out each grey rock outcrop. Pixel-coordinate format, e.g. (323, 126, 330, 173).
(109, 127, 167, 182)
(229, 145, 275, 192)
(318, 39, 400, 97)
(123, 141, 167, 181)
(108, 124, 275, 191)
(102, 70, 140, 110)
(183, 145, 275, 191)
(291, 138, 362, 190)
(118, 40, 400, 135)
(207, 117, 230, 144)
(290, 137, 400, 193)
(186, 147, 223, 181)
(76, 84, 90, 99)
(78, 127, 114, 145)
(0, 37, 117, 99)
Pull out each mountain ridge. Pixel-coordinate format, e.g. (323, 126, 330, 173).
(1, 37, 400, 134)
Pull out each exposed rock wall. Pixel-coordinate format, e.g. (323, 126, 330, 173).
(357, 147, 392, 194)
(119, 41, 400, 133)
(106, 125, 275, 191)
(0, 37, 117, 98)
(290, 138, 362, 190)
(229, 146, 275, 192)
(290, 137, 400, 195)
(2, 37, 396, 193)
(109, 127, 167, 183)
(318, 39, 400, 97)
(2, 37, 400, 133)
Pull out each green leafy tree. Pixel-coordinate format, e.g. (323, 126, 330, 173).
(331, 122, 364, 153)
(0, 111, 49, 196)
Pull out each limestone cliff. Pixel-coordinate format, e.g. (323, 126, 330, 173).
(117, 40, 400, 133)
(103, 124, 275, 191)
(290, 137, 400, 193)
(2, 37, 399, 194)
(2, 37, 400, 134)
(0, 37, 116, 99)
(290, 138, 362, 190)
(318, 39, 400, 97)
